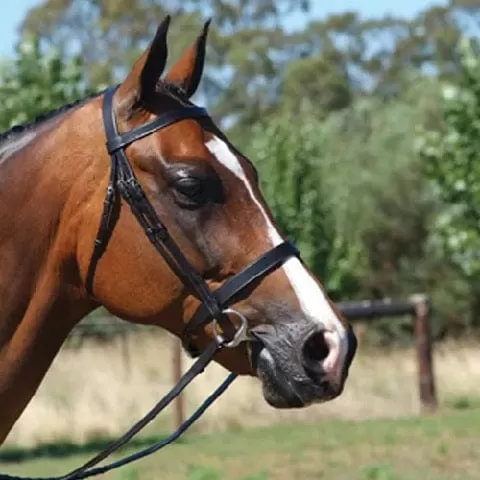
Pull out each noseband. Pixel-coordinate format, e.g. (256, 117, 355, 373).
(0, 86, 300, 480)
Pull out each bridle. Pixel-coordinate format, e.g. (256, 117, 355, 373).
(88, 85, 300, 354)
(0, 86, 300, 480)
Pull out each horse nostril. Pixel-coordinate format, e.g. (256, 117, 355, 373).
(301, 330, 330, 378)
(303, 330, 330, 361)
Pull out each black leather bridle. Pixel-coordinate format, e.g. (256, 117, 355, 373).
(86, 85, 299, 357)
(0, 86, 300, 480)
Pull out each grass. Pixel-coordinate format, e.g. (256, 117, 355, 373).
(2, 409, 480, 479)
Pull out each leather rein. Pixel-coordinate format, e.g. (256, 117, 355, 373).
(0, 86, 300, 480)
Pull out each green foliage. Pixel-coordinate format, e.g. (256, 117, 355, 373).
(316, 80, 476, 336)
(246, 79, 439, 304)
(246, 108, 362, 300)
(419, 38, 480, 279)
(280, 54, 352, 116)
(0, 36, 90, 131)
(318, 84, 440, 298)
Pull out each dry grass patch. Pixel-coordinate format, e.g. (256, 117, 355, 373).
(5, 329, 480, 447)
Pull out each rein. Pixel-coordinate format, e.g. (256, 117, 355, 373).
(0, 86, 300, 479)
(0, 344, 235, 480)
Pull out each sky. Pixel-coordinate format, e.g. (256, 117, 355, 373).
(0, 0, 447, 57)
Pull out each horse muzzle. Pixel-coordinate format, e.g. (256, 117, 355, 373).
(249, 321, 357, 408)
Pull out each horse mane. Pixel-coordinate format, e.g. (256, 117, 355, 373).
(0, 89, 108, 148)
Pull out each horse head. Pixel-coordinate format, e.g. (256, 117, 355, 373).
(76, 16, 357, 408)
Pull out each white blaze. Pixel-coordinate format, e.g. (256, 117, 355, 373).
(205, 136, 348, 352)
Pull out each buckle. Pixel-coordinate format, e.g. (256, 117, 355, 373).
(212, 309, 248, 348)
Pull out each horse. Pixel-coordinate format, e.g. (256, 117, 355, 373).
(0, 16, 357, 447)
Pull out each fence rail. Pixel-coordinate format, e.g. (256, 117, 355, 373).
(69, 293, 437, 427)
(338, 296, 422, 319)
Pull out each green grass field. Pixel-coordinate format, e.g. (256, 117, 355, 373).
(2, 408, 480, 480)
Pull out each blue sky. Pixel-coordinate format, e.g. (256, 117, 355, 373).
(0, 0, 447, 57)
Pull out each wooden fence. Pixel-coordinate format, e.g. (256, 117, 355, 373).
(70, 293, 437, 428)
(337, 294, 436, 412)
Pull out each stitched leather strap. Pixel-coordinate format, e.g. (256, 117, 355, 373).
(184, 241, 300, 344)
(106, 106, 208, 154)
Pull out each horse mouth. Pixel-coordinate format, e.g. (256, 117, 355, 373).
(248, 339, 342, 409)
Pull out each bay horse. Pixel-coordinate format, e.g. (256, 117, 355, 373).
(0, 16, 357, 447)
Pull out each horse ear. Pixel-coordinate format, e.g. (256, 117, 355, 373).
(164, 19, 211, 98)
(117, 16, 170, 103)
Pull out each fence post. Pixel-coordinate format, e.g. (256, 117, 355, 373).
(172, 336, 185, 429)
(411, 294, 437, 413)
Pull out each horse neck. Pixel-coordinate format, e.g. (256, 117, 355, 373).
(0, 97, 106, 442)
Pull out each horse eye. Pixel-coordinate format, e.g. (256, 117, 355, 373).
(175, 177, 203, 196)
(172, 176, 207, 206)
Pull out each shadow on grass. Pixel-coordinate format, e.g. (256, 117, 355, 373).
(0, 434, 188, 464)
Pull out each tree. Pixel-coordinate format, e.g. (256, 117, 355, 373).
(290, 2, 478, 100)
(279, 53, 352, 116)
(418, 38, 480, 279)
(314, 80, 442, 301)
(244, 76, 476, 339)
(246, 106, 363, 300)
(0, 36, 90, 130)
(20, 0, 310, 125)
